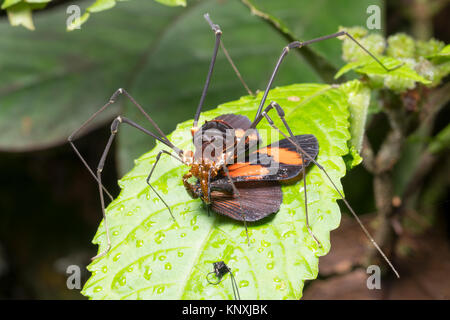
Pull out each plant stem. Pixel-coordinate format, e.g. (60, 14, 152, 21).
(240, 0, 339, 83)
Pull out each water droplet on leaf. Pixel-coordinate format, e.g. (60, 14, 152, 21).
(239, 280, 249, 288)
(261, 240, 271, 247)
(157, 286, 165, 294)
(155, 232, 165, 244)
(144, 266, 152, 280)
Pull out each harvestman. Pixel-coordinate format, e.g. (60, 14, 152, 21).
(68, 13, 401, 278)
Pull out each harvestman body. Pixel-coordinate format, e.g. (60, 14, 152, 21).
(68, 13, 401, 278)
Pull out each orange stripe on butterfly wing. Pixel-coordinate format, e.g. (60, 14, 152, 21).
(227, 163, 270, 177)
(256, 146, 303, 166)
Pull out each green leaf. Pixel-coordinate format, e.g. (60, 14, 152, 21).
(81, 83, 352, 299)
(386, 33, 416, 59)
(344, 146, 362, 170)
(424, 44, 450, 85)
(339, 80, 370, 168)
(2, 0, 51, 29)
(336, 29, 449, 91)
(431, 44, 450, 60)
(340, 26, 385, 63)
(1, 0, 185, 30)
(1, 0, 22, 9)
(336, 56, 432, 92)
(24, 0, 51, 3)
(155, 0, 186, 7)
(87, 0, 117, 13)
(5, 2, 35, 30)
(416, 39, 445, 59)
(69, 0, 186, 30)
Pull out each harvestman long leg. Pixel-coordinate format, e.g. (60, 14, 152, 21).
(250, 102, 322, 248)
(193, 14, 252, 242)
(224, 32, 402, 276)
(193, 13, 255, 131)
(258, 101, 400, 278)
(68, 89, 182, 260)
(221, 164, 250, 245)
(68, 89, 181, 195)
(96, 115, 181, 260)
(192, 14, 222, 131)
(250, 33, 403, 124)
(146, 150, 185, 221)
(229, 32, 402, 166)
(216, 30, 401, 248)
(145, 14, 254, 232)
(220, 41, 254, 96)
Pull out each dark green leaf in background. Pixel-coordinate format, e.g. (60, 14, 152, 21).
(0, 0, 386, 175)
(117, 0, 324, 174)
(0, 0, 322, 167)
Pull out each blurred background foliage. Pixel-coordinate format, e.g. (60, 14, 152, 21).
(0, 0, 449, 299)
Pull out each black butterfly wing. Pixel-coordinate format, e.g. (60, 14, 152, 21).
(215, 134, 319, 183)
(209, 181, 282, 222)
